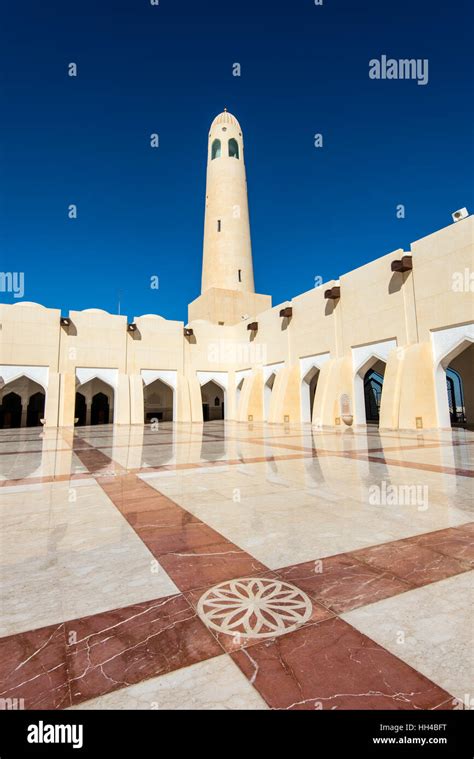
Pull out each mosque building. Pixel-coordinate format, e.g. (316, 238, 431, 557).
(0, 110, 472, 431)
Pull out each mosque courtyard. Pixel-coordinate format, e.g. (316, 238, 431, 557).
(0, 421, 472, 711)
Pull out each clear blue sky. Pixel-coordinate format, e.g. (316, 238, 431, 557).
(1, 0, 472, 321)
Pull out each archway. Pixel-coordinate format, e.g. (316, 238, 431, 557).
(353, 356, 387, 426)
(143, 378, 174, 423)
(264, 373, 276, 421)
(445, 342, 474, 428)
(0, 392, 22, 429)
(75, 377, 114, 426)
(26, 391, 45, 427)
(363, 362, 385, 424)
(201, 380, 225, 422)
(74, 393, 87, 426)
(0, 376, 46, 429)
(91, 392, 110, 425)
(301, 366, 319, 423)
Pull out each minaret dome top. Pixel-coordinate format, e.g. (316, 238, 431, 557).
(210, 110, 241, 131)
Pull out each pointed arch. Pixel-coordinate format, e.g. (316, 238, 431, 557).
(0, 365, 49, 393)
(0, 375, 45, 428)
(143, 376, 174, 422)
(75, 375, 115, 426)
(354, 355, 387, 426)
(200, 379, 225, 421)
(433, 333, 474, 427)
(352, 340, 396, 426)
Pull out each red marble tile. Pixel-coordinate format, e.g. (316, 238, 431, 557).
(454, 522, 474, 537)
(99, 474, 143, 492)
(276, 554, 412, 613)
(106, 489, 179, 517)
(0, 624, 70, 710)
(404, 527, 474, 567)
(140, 522, 226, 555)
(434, 697, 462, 710)
(65, 594, 222, 705)
(74, 447, 123, 475)
(349, 538, 471, 587)
(157, 541, 268, 592)
(127, 505, 200, 531)
(231, 617, 454, 710)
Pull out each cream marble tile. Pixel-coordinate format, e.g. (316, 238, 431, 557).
(0, 555, 63, 637)
(0, 479, 179, 635)
(70, 655, 269, 710)
(57, 542, 178, 621)
(369, 445, 474, 469)
(143, 460, 471, 568)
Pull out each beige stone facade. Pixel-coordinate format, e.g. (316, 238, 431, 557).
(1, 112, 473, 431)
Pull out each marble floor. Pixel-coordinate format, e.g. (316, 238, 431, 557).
(0, 422, 472, 710)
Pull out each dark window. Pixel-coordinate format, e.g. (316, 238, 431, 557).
(211, 139, 221, 160)
(446, 368, 466, 425)
(363, 369, 383, 423)
(228, 138, 239, 159)
(217, 220, 221, 232)
(238, 269, 242, 282)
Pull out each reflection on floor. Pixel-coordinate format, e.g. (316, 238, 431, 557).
(0, 422, 472, 710)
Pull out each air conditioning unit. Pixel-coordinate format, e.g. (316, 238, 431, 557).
(452, 207, 469, 223)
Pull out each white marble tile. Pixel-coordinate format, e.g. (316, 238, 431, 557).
(0, 555, 63, 637)
(143, 460, 472, 568)
(0, 479, 178, 636)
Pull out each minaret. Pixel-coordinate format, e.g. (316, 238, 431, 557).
(188, 109, 271, 325)
(201, 109, 254, 293)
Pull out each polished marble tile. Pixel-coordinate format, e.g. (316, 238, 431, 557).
(66, 594, 222, 705)
(403, 525, 474, 567)
(232, 617, 455, 710)
(368, 443, 474, 470)
(0, 421, 472, 710)
(343, 572, 474, 702)
(70, 655, 269, 710)
(0, 556, 63, 638)
(185, 571, 334, 653)
(0, 479, 178, 635)
(276, 553, 412, 613)
(144, 464, 471, 569)
(350, 538, 471, 587)
(158, 540, 267, 592)
(0, 623, 70, 709)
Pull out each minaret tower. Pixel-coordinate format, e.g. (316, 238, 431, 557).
(188, 109, 271, 325)
(201, 109, 254, 293)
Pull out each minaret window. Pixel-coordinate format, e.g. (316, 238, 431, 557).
(217, 220, 221, 232)
(211, 139, 221, 160)
(228, 138, 239, 159)
(238, 269, 242, 282)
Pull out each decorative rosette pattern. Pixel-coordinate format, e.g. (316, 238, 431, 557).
(197, 578, 313, 639)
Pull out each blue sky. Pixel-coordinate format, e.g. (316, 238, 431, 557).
(1, 0, 472, 321)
